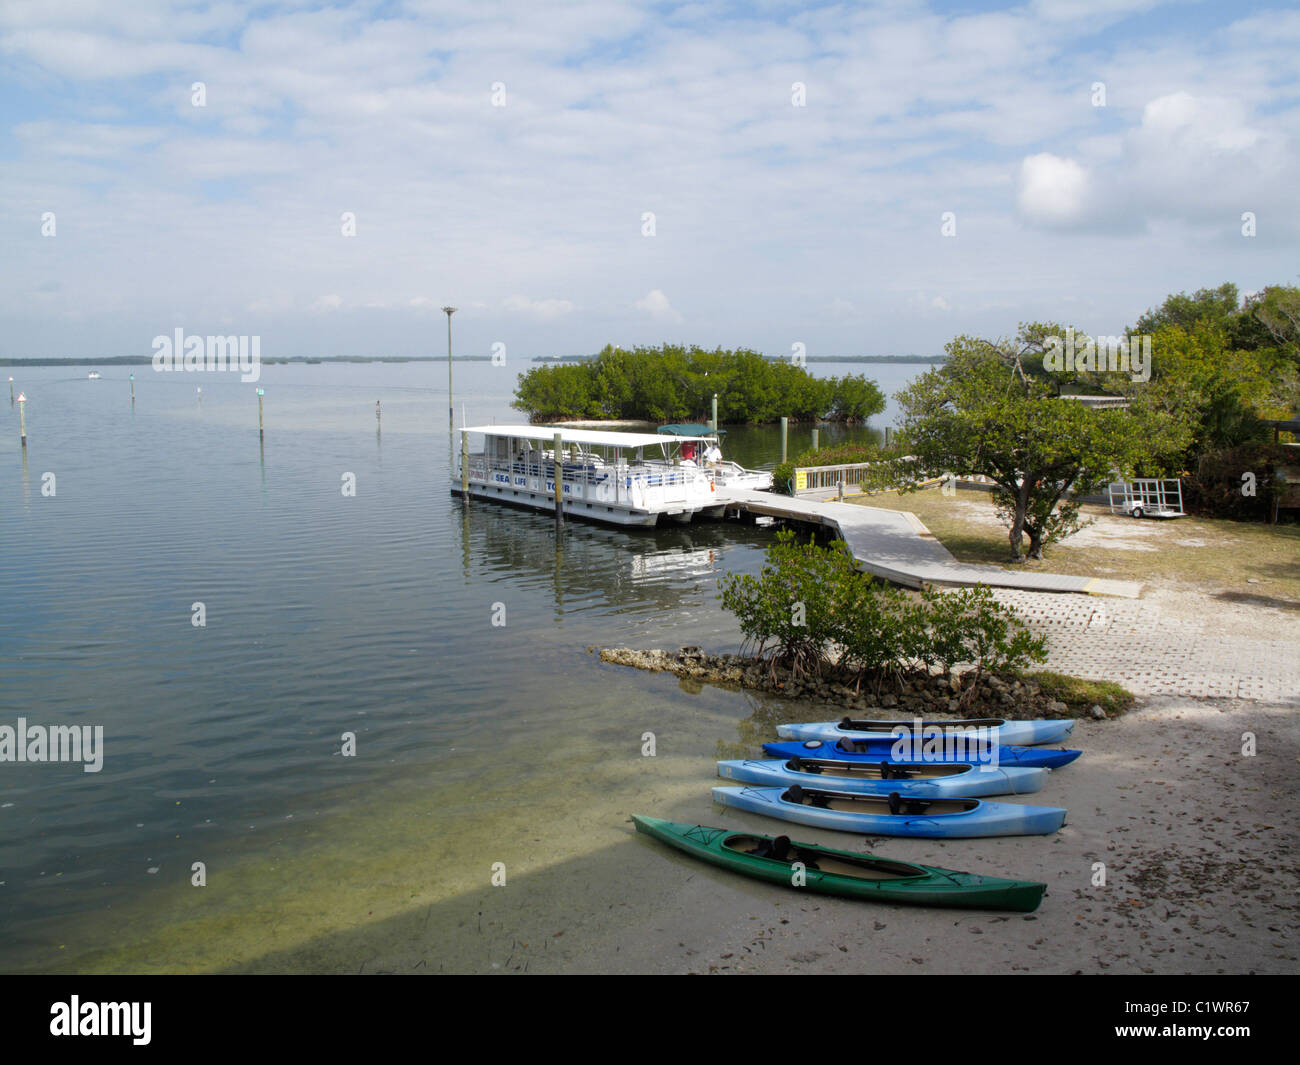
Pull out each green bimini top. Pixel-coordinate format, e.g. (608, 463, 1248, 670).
(657, 423, 725, 437)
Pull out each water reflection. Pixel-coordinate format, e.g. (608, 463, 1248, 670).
(453, 497, 773, 617)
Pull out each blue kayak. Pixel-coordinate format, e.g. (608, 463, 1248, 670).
(763, 738, 1082, 771)
(777, 716, 1075, 747)
(717, 757, 1047, 797)
(714, 784, 1068, 839)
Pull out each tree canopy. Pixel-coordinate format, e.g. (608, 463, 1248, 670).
(513, 344, 885, 425)
(895, 327, 1190, 560)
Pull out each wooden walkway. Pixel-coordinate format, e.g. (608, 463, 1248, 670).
(728, 489, 1143, 598)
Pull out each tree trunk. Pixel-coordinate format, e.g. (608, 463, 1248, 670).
(1026, 525, 1044, 559)
(1007, 480, 1030, 562)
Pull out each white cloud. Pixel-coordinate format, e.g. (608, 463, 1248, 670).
(634, 289, 682, 323)
(1016, 153, 1089, 226)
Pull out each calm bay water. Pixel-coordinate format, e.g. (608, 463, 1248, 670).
(0, 360, 920, 972)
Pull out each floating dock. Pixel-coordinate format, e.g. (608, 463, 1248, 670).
(725, 488, 1142, 599)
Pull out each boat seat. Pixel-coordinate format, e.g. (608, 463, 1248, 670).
(782, 785, 831, 809)
(747, 835, 792, 861)
(787, 756, 822, 774)
(746, 835, 820, 872)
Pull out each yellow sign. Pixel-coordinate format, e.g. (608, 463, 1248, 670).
(795, 471, 807, 490)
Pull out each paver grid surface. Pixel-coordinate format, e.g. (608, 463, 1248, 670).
(986, 589, 1300, 702)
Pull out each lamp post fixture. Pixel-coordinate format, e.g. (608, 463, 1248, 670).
(442, 306, 457, 430)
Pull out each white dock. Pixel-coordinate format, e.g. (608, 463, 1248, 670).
(727, 489, 1143, 598)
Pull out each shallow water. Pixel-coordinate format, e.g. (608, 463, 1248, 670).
(0, 360, 911, 972)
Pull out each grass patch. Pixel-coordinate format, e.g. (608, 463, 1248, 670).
(1019, 670, 1135, 717)
(847, 486, 1300, 605)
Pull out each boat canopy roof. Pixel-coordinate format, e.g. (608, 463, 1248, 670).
(460, 425, 712, 447)
(658, 423, 725, 437)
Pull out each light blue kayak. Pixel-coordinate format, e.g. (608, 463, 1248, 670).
(777, 716, 1075, 748)
(717, 757, 1046, 797)
(764, 739, 1081, 771)
(713, 784, 1068, 839)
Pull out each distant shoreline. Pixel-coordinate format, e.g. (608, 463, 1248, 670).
(1, 354, 947, 367)
(0, 356, 497, 366)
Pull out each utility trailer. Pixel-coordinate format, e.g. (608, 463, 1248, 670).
(1107, 478, 1185, 519)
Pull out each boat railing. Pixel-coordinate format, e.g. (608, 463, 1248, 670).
(463, 451, 717, 508)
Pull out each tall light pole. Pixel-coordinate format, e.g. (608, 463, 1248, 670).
(442, 306, 457, 430)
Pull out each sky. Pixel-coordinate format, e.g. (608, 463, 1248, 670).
(2, 0, 1298, 360)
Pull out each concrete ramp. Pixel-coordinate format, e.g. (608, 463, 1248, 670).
(728, 490, 1143, 598)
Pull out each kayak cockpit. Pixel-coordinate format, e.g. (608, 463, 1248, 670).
(722, 833, 923, 880)
(839, 715, 1007, 733)
(785, 755, 963, 780)
(780, 785, 980, 816)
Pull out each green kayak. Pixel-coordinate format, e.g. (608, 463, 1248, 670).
(632, 815, 1046, 913)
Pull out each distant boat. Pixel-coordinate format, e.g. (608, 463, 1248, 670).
(87, 371, 101, 379)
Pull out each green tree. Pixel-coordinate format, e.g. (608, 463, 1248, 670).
(895, 331, 1187, 561)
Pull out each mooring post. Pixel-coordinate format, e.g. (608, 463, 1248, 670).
(553, 432, 564, 524)
(780, 417, 788, 464)
(711, 393, 718, 432)
(811, 428, 819, 452)
(838, 478, 844, 502)
(17, 392, 27, 448)
(460, 430, 470, 498)
(129, 373, 135, 406)
(884, 425, 891, 448)
(8, 377, 13, 404)
(257, 387, 265, 441)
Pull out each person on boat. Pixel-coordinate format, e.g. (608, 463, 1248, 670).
(680, 443, 697, 466)
(703, 441, 722, 467)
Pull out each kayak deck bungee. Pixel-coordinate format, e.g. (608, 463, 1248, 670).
(717, 756, 1047, 797)
(713, 784, 1068, 838)
(777, 716, 1075, 748)
(763, 738, 1082, 771)
(631, 815, 1047, 912)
